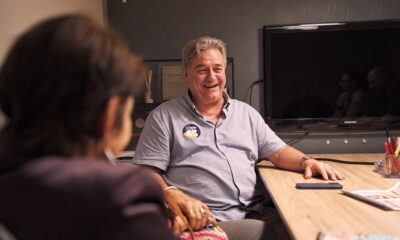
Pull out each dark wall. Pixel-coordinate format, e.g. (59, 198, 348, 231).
(106, 0, 400, 115)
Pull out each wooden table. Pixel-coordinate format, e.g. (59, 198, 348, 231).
(257, 153, 400, 240)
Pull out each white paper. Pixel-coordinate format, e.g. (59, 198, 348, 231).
(342, 182, 400, 210)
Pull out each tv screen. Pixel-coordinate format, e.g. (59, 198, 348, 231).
(263, 20, 400, 131)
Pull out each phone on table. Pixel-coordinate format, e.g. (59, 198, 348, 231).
(295, 182, 343, 189)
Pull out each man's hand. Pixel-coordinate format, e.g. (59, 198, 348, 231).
(164, 187, 217, 236)
(140, 166, 218, 236)
(268, 145, 346, 181)
(302, 159, 345, 180)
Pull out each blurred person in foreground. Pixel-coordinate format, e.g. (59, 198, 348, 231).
(0, 14, 176, 240)
(132, 36, 345, 240)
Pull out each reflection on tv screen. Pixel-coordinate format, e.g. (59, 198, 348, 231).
(263, 21, 400, 131)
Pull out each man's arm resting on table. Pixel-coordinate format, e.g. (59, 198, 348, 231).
(267, 145, 345, 181)
(139, 165, 217, 235)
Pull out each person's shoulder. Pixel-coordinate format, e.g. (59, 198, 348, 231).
(78, 159, 158, 187)
(229, 98, 251, 108)
(229, 98, 261, 116)
(33, 158, 170, 237)
(26, 157, 161, 197)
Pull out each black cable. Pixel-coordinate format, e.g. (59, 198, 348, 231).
(286, 132, 309, 146)
(258, 157, 376, 167)
(249, 80, 263, 106)
(314, 157, 375, 165)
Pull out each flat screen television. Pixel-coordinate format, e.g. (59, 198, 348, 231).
(263, 20, 400, 132)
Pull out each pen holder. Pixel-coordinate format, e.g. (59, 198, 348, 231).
(383, 153, 400, 178)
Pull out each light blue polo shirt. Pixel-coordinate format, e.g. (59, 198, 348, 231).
(132, 93, 285, 221)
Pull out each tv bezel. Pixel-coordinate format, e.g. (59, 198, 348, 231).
(263, 19, 400, 132)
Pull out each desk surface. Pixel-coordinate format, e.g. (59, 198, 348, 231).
(257, 153, 400, 240)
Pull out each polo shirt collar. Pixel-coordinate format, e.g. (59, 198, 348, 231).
(183, 90, 231, 115)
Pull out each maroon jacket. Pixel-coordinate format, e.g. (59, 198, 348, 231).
(0, 156, 176, 240)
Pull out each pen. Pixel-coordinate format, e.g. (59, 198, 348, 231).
(396, 143, 400, 158)
(385, 142, 400, 172)
(384, 142, 393, 154)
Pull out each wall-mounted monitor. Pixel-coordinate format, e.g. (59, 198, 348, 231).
(263, 20, 400, 132)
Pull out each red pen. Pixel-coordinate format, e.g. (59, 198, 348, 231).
(385, 142, 400, 172)
(384, 142, 393, 154)
(388, 137, 397, 154)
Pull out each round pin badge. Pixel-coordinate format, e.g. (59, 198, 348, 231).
(182, 124, 201, 139)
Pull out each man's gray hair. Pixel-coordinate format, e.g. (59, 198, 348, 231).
(182, 36, 227, 69)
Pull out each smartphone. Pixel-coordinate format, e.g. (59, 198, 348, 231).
(295, 182, 343, 189)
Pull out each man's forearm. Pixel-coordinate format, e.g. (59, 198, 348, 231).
(269, 145, 307, 171)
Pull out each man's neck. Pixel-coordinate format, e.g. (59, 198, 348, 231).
(194, 98, 225, 124)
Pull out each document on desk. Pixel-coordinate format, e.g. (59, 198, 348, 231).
(318, 231, 400, 240)
(342, 182, 400, 210)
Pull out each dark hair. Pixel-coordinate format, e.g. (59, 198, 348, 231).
(0, 14, 142, 158)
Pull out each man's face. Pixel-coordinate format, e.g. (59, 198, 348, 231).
(367, 70, 386, 94)
(340, 74, 353, 91)
(184, 48, 226, 106)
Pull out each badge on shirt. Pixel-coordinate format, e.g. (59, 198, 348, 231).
(182, 124, 201, 139)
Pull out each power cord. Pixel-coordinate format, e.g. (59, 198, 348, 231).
(259, 157, 376, 166)
(249, 80, 263, 106)
(314, 157, 375, 165)
(286, 132, 309, 146)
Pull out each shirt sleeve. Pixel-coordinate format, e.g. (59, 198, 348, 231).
(251, 108, 286, 159)
(132, 108, 171, 171)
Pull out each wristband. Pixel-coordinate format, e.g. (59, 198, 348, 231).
(300, 156, 313, 170)
(164, 185, 179, 192)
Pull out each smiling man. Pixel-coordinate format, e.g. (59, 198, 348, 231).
(132, 36, 344, 240)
